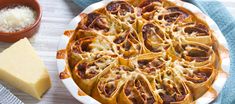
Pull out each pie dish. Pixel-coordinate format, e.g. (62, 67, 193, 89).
(56, 0, 230, 104)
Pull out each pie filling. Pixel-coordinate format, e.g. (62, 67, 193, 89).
(137, 58, 165, 74)
(98, 65, 134, 97)
(142, 23, 170, 52)
(114, 30, 142, 58)
(172, 43, 212, 62)
(154, 70, 187, 104)
(74, 54, 116, 79)
(184, 68, 212, 83)
(124, 77, 156, 104)
(182, 44, 212, 62)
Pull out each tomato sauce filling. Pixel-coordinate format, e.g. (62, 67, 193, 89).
(182, 44, 211, 62)
(106, 1, 134, 15)
(125, 78, 156, 104)
(155, 73, 187, 104)
(138, 58, 164, 74)
(98, 66, 133, 97)
(185, 69, 212, 83)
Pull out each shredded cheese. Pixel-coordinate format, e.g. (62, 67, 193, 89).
(0, 6, 36, 32)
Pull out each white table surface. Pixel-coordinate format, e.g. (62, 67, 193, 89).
(0, 0, 234, 104)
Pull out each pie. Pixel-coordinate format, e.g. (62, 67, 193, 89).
(65, 0, 221, 103)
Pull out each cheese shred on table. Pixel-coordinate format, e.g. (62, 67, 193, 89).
(0, 6, 36, 33)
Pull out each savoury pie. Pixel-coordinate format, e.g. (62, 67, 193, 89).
(65, 0, 221, 103)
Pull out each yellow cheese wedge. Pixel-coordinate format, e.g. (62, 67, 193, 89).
(0, 38, 51, 100)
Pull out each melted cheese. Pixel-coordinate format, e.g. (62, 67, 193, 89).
(90, 36, 113, 52)
(86, 55, 115, 76)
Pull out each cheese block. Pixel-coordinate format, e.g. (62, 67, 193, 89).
(0, 38, 51, 100)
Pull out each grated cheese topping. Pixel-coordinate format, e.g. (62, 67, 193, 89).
(0, 5, 36, 32)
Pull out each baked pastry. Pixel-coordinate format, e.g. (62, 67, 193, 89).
(65, 0, 222, 103)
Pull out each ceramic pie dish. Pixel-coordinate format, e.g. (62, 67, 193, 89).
(56, 0, 230, 104)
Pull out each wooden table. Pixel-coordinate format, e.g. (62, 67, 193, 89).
(0, 0, 234, 104)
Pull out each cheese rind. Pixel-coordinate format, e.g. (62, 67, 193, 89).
(0, 38, 51, 99)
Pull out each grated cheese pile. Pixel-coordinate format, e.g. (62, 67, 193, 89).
(0, 6, 36, 33)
